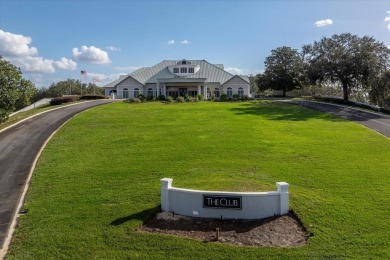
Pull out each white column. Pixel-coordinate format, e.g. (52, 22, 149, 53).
(163, 84, 166, 97)
(276, 182, 289, 215)
(204, 85, 207, 97)
(197, 85, 201, 96)
(156, 82, 160, 97)
(160, 178, 173, 212)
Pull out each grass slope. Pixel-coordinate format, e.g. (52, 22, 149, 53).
(7, 101, 390, 259)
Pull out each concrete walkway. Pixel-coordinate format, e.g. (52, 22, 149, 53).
(0, 100, 114, 257)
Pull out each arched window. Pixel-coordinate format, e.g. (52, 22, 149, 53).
(238, 87, 244, 97)
(123, 88, 129, 99)
(227, 87, 233, 97)
(147, 88, 153, 97)
(134, 88, 139, 98)
(214, 88, 220, 98)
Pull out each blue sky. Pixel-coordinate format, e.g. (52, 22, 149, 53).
(1, 0, 389, 88)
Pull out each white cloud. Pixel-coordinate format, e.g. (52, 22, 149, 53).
(7, 56, 55, 73)
(314, 19, 333, 27)
(53, 57, 77, 70)
(72, 45, 111, 64)
(0, 29, 38, 57)
(0, 30, 78, 74)
(114, 66, 141, 72)
(225, 67, 243, 75)
(106, 46, 121, 51)
(168, 40, 175, 45)
(180, 40, 190, 44)
(385, 12, 390, 31)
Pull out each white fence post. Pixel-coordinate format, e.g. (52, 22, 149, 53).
(160, 178, 173, 212)
(277, 182, 289, 215)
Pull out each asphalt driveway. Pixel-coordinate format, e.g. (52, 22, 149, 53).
(290, 100, 390, 138)
(0, 100, 114, 251)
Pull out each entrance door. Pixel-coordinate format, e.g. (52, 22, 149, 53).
(179, 88, 187, 96)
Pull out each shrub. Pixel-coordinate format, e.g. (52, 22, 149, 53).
(177, 96, 185, 103)
(185, 94, 191, 102)
(158, 95, 166, 101)
(146, 95, 155, 101)
(196, 94, 204, 101)
(50, 96, 79, 106)
(166, 96, 174, 103)
(79, 94, 107, 100)
(124, 98, 141, 103)
(137, 94, 146, 102)
(241, 95, 250, 101)
(220, 94, 228, 102)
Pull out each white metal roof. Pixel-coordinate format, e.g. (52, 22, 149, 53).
(103, 60, 249, 88)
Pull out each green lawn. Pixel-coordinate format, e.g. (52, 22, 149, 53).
(7, 101, 390, 259)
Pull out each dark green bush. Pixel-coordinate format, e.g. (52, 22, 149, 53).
(158, 95, 166, 101)
(177, 96, 185, 103)
(220, 94, 228, 102)
(50, 96, 79, 106)
(124, 98, 141, 103)
(146, 95, 155, 101)
(79, 94, 107, 100)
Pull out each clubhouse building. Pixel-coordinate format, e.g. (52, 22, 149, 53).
(103, 59, 251, 99)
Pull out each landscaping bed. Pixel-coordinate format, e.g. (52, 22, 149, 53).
(140, 211, 308, 247)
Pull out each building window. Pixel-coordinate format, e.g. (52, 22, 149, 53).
(134, 88, 139, 98)
(180, 67, 187, 73)
(238, 87, 244, 97)
(214, 88, 220, 98)
(123, 88, 129, 99)
(147, 88, 153, 98)
(173, 67, 179, 73)
(227, 87, 233, 97)
(188, 67, 194, 73)
(188, 91, 197, 97)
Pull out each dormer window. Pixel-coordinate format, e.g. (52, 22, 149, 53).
(178, 60, 191, 65)
(168, 61, 200, 75)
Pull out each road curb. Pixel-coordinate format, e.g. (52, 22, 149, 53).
(0, 100, 114, 259)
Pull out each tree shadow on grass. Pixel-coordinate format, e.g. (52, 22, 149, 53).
(110, 205, 160, 226)
(230, 101, 343, 122)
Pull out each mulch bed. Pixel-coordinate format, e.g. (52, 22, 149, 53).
(139, 211, 309, 247)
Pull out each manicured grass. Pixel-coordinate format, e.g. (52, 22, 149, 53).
(7, 101, 390, 259)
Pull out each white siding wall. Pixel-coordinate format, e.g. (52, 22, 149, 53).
(117, 77, 144, 99)
(222, 77, 250, 96)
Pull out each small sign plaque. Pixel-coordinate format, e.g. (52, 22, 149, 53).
(203, 195, 242, 209)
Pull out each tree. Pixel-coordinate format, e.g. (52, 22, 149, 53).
(303, 33, 390, 101)
(261, 46, 306, 96)
(369, 70, 390, 109)
(0, 56, 36, 120)
(15, 79, 36, 109)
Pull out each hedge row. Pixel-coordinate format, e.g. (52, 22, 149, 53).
(50, 95, 108, 106)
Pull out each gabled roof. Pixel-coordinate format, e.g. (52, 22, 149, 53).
(103, 60, 250, 88)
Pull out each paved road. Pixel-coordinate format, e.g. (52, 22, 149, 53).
(290, 100, 390, 138)
(0, 100, 114, 251)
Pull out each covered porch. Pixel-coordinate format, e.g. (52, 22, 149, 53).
(157, 78, 208, 98)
